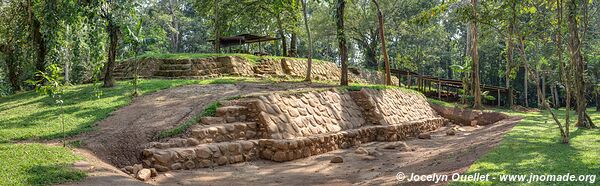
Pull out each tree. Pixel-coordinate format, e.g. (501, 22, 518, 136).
(101, 0, 121, 88)
(301, 0, 313, 82)
(505, 0, 517, 108)
(566, 0, 594, 128)
(371, 0, 391, 85)
(213, 0, 221, 53)
(337, 0, 348, 86)
(27, 0, 47, 84)
(469, 0, 482, 108)
(0, 0, 25, 92)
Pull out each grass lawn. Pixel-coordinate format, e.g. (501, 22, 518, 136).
(0, 77, 262, 185)
(0, 143, 84, 185)
(450, 108, 600, 185)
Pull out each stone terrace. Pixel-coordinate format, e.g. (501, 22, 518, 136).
(113, 56, 399, 85)
(140, 88, 446, 172)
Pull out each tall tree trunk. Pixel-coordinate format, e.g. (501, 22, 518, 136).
(595, 89, 599, 111)
(290, 33, 297, 57)
(596, 90, 600, 112)
(337, 0, 348, 86)
(505, 1, 516, 108)
(32, 19, 46, 83)
(534, 70, 541, 107)
(542, 74, 546, 106)
(1, 45, 21, 91)
(470, 0, 482, 109)
(551, 82, 559, 108)
(169, 0, 180, 52)
(535, 70, 543, 108)
(372, 0, 391, 85)
(519, 37, 529, 108)
(532, 59, 569, 143)
(301, 0, 313, 82)
(567, 0, 593, 128)
(213, 0, 221, 53)
(103, 18, 118, 88)
(557, 0, 570, 143)
(276, 12, 287, 57)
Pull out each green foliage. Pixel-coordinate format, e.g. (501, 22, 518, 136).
(25, 64, 69, 146)
(200, 101, 221, 117)
(26, 64, 66, 98)
(0, 143, 85, 186)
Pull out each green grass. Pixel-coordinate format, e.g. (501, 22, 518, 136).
(0, 143, 85, 186)
(428, 98, 458, 107)
(449, 108, 600, 186)
(155, 101, 222, 139)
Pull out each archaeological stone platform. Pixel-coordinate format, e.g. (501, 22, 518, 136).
(113, 56, 399, 85)
(140, 88, 447, 172)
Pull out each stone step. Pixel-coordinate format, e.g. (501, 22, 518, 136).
(161, 59, 191, 65)
(159, 64, 192, 71)
(190, 122, 258, 144)
(141, 118, 446, 172)
(154, 70, 194, 77)
(200, 117, 226, 125)
(215, 106, 249, 122)
(260, 118, 446, 162)
(142, 140, 259, 172)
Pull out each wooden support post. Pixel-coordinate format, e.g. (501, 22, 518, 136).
(497, 89, 501, 107)
(397, 71, 401, 87)
(408, 75, 412, 88)
(438, 80, 441, 100)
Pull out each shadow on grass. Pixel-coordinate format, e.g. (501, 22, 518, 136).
(26, 164, 85, 186)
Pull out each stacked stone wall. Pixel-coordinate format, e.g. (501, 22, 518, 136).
(255, 91, 366, 140)
(140, 88, 447, 172)
(115, 56, 399, 84)
(189, 57, 254, 76)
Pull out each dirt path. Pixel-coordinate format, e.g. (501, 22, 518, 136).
(141, 117, 521, 186)
(67, 82, 521, 185)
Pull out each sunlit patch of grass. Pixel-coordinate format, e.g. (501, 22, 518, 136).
(450, 108, 600, 186)
(0, 143, 84, 186)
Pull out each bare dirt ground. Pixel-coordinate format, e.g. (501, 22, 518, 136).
(64, 82, 521, 185)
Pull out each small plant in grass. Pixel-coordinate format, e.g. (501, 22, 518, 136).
(26, 64, 68, 146)
(125, 16, 152, 97)
(200, 101, 222, 117)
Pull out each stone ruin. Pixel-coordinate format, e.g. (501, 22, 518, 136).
(138, 88, 447, 172)
(113, 56, 399, 85)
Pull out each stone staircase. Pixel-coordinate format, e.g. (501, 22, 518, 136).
(153, 59, 194, 78)
(253, 63, 278, 75)
(112, 63, 131, 80)
(139, 89, 448, 172)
